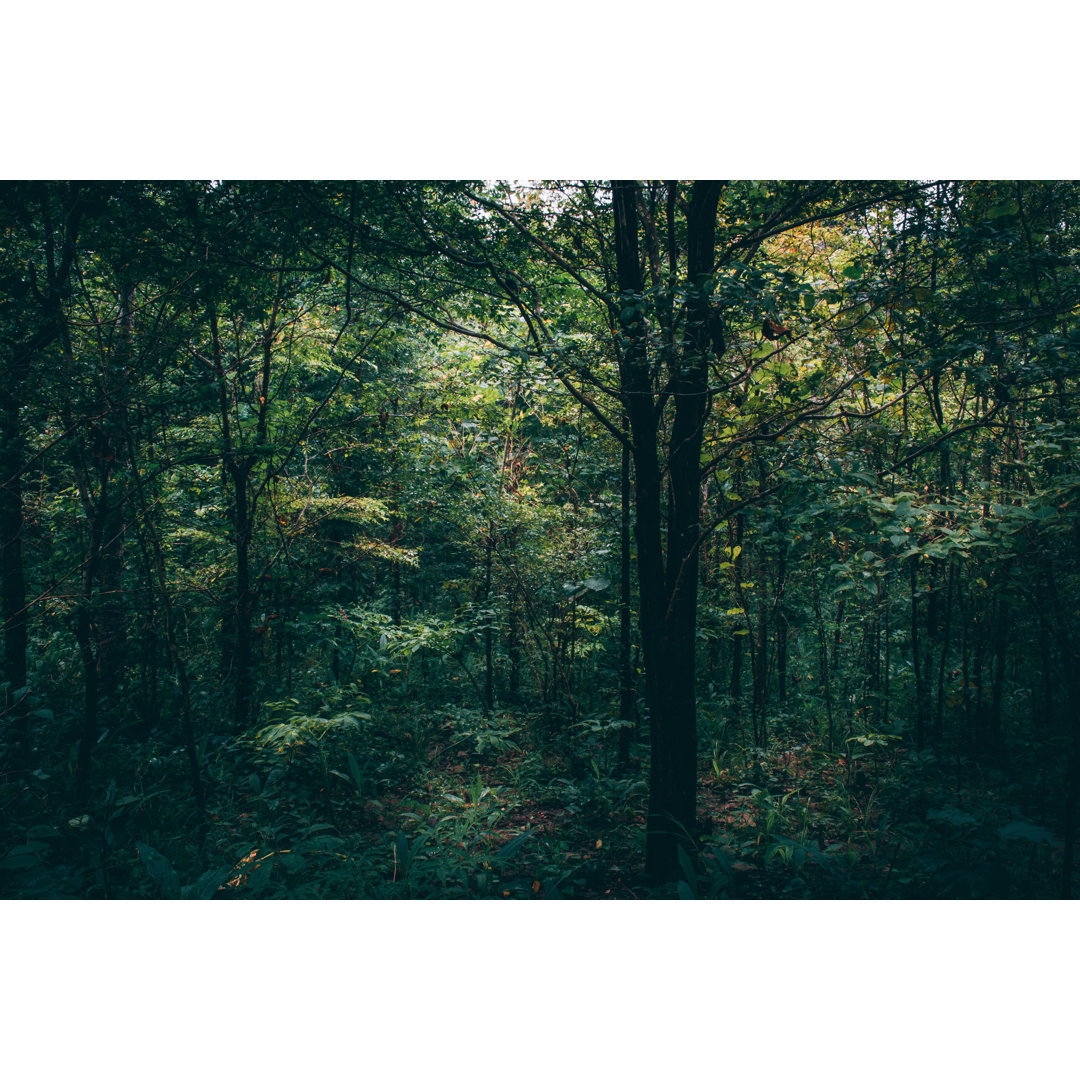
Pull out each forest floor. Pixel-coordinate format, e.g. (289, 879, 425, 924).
(0, 700, 1070, 899)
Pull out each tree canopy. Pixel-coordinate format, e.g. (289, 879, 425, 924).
(2, 179, 1080, 899)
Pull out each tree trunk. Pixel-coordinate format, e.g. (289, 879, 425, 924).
(617, 413, 635, 767)
(0, 387, 29, 751)
(935, 563, 955, 738)
(483, 534, 494, 714)
(95, 282, 135, 711)
(231, 460, 255, 730)
(775, 531, 788, 704)
(210, 295, 279, 732)
(910, 559, 929, 752)
(128, 445, 206, 813)
(1061, 663, 1079, 899)
(507, 595, 521, 701)
(753, 599, 768, 748)
(1, 185, 83, 755)
(989, 595, 1009, 756)
(811, 571, 835, 750)
(614, 179, 724, 883)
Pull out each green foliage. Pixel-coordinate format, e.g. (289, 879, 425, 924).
(4, 180, 1080, 898)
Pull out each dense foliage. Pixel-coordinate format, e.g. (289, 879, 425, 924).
(2, 180, 1078, 898)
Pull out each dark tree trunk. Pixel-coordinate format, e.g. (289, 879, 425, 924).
(617, 412, 635, 768)
(232, 462, 255, 730)
(95, 282, 135, 711)
(812, 571, 835, 750)
(753, 599, 768, 748)
(910, 559, 929, 752)
(935, 563, 955, 738)
(614, 179, 724, 883)
(129, 450, 206, 813)
(211, 286, 281, 732)
(777, 612, 789, 704)
(1, 184, 83, 755)
(0, 387, 28, 751)
(63, 415, 125, 775)
(989, 595, 1009, 756)
(483, 534, 494, 714)
(389, 482, 403, 628)
(97, 495, 126, 708)
(1062, 664, 1080, 899)
(70, 479, 106, 779)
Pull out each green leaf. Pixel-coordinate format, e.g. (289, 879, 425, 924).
(136, 841, 181, 899)
(493, 830, 534, 861)
(998, 821, 1057, 844)
(926, 807, 978, 827)
(25, 824, 63, 840)
(245, 856, 274, 891)
(0, 843, 49, 871)
(346, 750, 367, 793)
(985, 199, 1019, 220)
(0, 854, 41, 871)
(676, 879, 695, 900)
(676, 845, 697, 891)
(181, 866, 234, 899)
(842, 262, 863, 280)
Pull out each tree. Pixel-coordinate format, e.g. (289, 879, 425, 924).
(0, 182, 86, 755)
(6, 179, 1080, 900)
(303, 179, 933, 880)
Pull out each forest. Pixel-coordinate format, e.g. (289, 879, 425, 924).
(2, 179, 1078, 900)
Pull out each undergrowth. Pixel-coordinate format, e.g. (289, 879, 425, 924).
(0, 694, 1069, 899)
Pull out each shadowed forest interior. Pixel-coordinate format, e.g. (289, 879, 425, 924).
(3, 179, 1079, 899)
